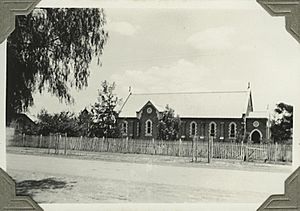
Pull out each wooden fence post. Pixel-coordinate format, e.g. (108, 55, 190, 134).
(275, 142, 278, 164)
(22, 133, 25, 147)
(48, 134, 51, 154)
(241, 141, 244, 160)
(178, 138, 182, 157)
(106, 137, 110, 152)
(39, 134, 42, 148)
(56, 134, 61, 154)
(231, 141, 233, 158)
(121, 138, 124, 153)
(101, 136, 104, 152)
(195, 136, 198, 162)
(54, 134, 56, 154)
(152, 138, 155, 155)
(80, 136, 83, 151)
(208, 137, 211, 163)
(211, 137, 214, 159)
(95, 137, 99, 152)
(191, 136, 198, 162)
(244, 142, 248, 161)
(113, 138, 116, 153)
(192, 136, 195, 162)
(64, 133, 67, 155)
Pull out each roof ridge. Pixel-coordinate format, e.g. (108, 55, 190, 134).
(132, 90, 248, 95)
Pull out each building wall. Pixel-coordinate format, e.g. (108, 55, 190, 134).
(117, 118, 136, 138)
(180, 118, 244, 142)
(118, 113, 268, 142)
(118, 102, 160, 139)
(138, 102, 160, 139)
(246, 118, 268, 143)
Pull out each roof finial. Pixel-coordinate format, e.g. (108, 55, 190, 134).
(129, 86, 132, 94)
(247, 82, 251, 89)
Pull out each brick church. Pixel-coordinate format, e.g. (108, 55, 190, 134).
(116, 87, 271, 143)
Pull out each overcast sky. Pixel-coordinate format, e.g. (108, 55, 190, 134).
(28, 2, 300, 117)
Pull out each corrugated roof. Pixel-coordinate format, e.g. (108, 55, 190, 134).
(24, 113, 38, 122)
(118, 90, 251, 118)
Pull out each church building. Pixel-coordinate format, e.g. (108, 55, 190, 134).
(116, 87, 270, 143)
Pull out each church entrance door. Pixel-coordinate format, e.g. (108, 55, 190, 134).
(251, 130, 261, 143)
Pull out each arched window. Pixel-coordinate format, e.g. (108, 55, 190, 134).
(122, 121, 128, 135)
(145, 119, 152, 136)
(209, 122, 217, 138)
(190, 121, 197, 137)
(229, 122, 237, 138)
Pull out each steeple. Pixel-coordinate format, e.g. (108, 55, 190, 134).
(246, 82, 253, 113)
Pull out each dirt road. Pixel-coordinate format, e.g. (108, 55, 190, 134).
(7, 153, 290, 203)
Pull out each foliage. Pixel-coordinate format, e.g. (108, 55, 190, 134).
(270, 102, 293, 143)
(28, 81, 121, 137)
(37, 109, 80, 136)
(78, 108, 93, 137)
(6, 8, 108, 124)
(157, 105, 181, 140)
(90, 81, 121, 138)
(36, 109, 54, 135)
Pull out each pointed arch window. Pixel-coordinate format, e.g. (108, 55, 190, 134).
(229, 122, 237, 138)
(122, 121, 128, 135)
(190, 121, 197, 137)
(145, 119, 152, 136)
(209, 122, 217, 138)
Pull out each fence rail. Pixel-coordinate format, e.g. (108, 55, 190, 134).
(7, 134, 293, 163)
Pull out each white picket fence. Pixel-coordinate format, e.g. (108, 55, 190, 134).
(7, 134, 292, 163)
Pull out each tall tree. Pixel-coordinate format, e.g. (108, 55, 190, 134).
(90, 81, 121, 138)
(78, 108, 93, 137)
(36, 109, 55, 135)
(157, 105, 181, 141)
(54, 111, 80, 136)
(270, 102, 293, 143)
(6, 8, 108, 125)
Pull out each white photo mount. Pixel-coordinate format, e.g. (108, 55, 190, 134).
(0, 0, 300, 210)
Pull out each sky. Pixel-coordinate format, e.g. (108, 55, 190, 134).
(28, 2, 300, 118)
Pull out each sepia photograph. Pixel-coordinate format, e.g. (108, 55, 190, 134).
(4, 2, 299, 206)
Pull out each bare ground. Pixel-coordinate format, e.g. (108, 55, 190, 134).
(6, 146, 292, 204)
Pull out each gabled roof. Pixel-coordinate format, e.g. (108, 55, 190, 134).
(136, 100, 165, 113)
(118, 90, 252, 118)
(13, 113, 37, 125)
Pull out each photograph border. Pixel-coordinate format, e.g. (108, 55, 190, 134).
(1, 0, 300, 210)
